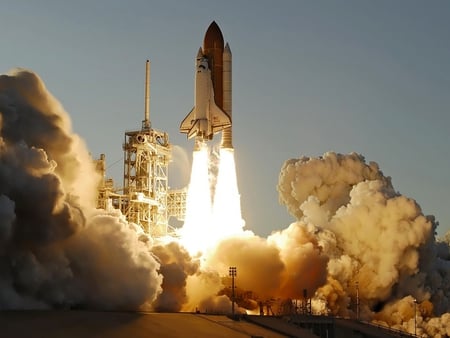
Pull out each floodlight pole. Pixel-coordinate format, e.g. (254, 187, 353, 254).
(414, 298, 417, 336)
(229, 267, 237, 316)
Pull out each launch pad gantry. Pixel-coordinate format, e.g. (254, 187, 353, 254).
(96, 60, 186, 237)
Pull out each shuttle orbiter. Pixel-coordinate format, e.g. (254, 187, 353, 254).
(180, 49, 231, 143)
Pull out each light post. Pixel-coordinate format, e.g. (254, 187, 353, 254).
(229, 267, 237, 316)
(414, 298, 417, 336)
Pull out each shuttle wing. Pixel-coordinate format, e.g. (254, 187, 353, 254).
(210, 99, 231, 134)
(180, 108, 196, 135)
(180, 91, 231, 140)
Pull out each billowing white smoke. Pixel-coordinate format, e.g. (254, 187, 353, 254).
(3, 68, 449, 336)
(278, 152, 450, 336)
(278, 153, 386, 220)
(0, 69, 162, 310)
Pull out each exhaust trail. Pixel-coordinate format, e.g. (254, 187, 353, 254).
(212, 148, 244, 240)
(178, 143, 213, 255)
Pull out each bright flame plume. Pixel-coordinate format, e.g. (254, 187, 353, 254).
(179, 145, 244, 256)
(212, 148, 245, 240)
(178, 143, 212, 255)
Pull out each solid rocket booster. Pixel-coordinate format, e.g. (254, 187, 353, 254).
(180, 21, 233, 149)
(221, 42, 232, 148)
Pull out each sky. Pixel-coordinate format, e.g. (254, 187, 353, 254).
(1, 0, 449, 237)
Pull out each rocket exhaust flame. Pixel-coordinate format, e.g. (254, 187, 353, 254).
(212, 148, 244, 239)
(179, 146, 245, 256)
(178, 144, 213, 255)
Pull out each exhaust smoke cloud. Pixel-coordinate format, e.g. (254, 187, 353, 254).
(0, 69, 162, 310)
(1, 69, 449, 336)
(277, 152, 450, 336)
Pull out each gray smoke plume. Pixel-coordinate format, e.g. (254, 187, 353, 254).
(277, 152, 450, 336)
(0, 69, 162, 310)
(151, 241, 199, 312)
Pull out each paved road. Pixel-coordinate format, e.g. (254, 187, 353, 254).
(0, 311, 288, 338)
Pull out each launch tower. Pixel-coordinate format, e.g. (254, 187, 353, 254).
(97, 23, 233, 237)
(96, 60, 186, 236)
(121, 60, 171, 236)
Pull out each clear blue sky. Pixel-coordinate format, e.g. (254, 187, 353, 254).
(1, 0, 449, 237)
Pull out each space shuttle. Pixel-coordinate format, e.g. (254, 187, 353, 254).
(180, 21, 233, 149)
(180, 49, 231, 141)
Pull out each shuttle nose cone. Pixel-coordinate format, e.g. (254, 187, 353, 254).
(203, 21, 224, 50)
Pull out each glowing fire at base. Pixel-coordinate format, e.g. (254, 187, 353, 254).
(178, 143, 213, 255)
(212, 148, 245, 240)
(179, 145, 244, 256)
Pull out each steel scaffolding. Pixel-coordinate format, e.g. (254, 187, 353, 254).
(122, 128, 171, 236)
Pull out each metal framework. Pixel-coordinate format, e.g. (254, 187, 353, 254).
(122, 127, 171, 236)
(167, 188, 187, 221)
(95, 60, 187, 238)
(95, 154, 115, 210)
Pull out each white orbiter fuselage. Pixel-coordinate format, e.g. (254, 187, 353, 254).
(180, 49, 231, 145)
